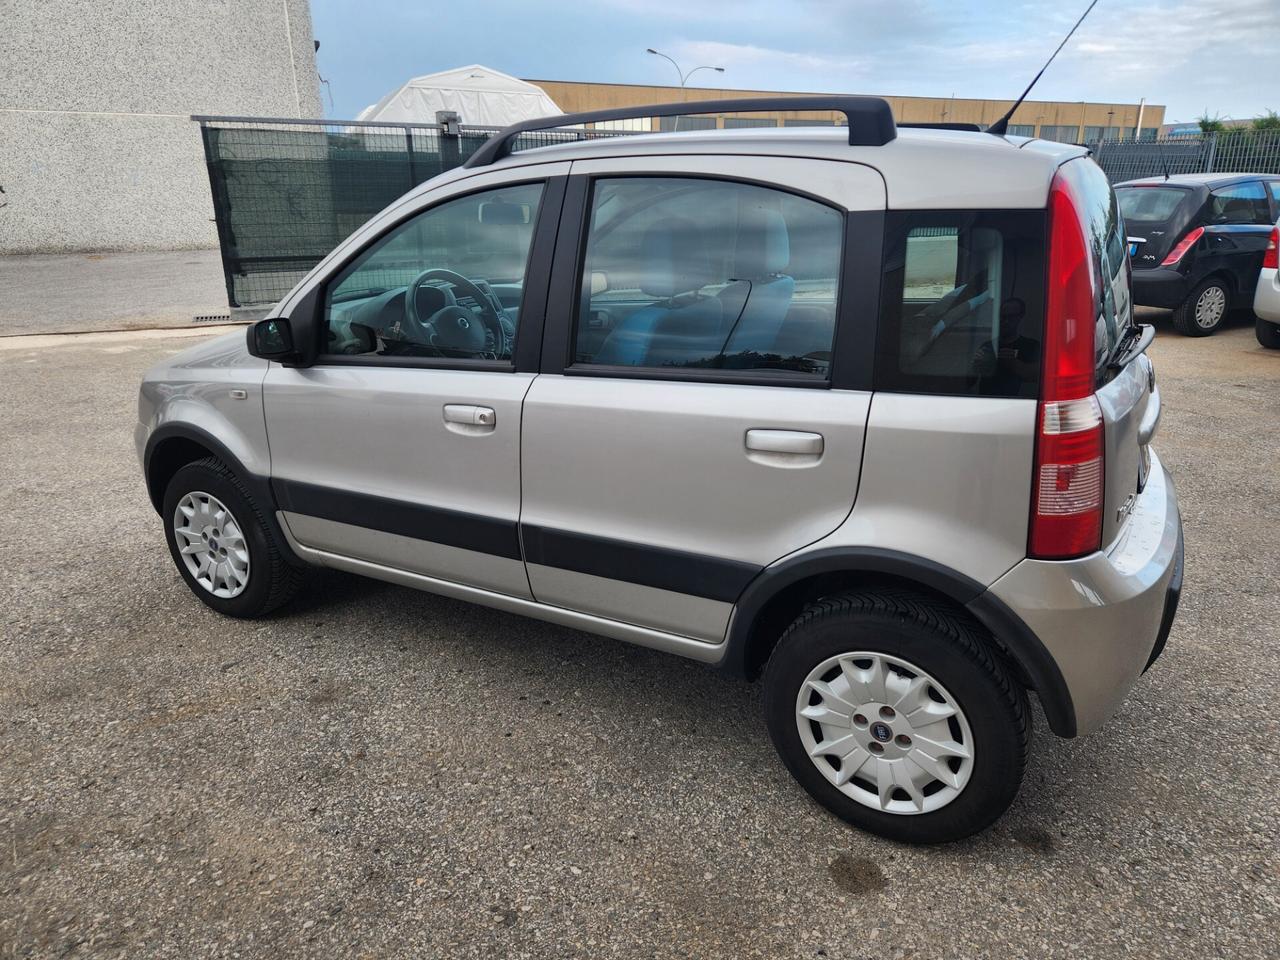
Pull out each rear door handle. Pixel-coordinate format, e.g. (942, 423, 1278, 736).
(443, 404, 496, 433)
(745, 429, 824, 455)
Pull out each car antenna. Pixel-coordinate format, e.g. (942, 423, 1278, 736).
(988, 0, 1101, 136)
(1160, 151, 1171, 181)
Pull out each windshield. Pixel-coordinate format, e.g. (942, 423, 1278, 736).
(1116, 186, 1191, 224)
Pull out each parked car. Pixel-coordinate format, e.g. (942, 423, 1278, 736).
(136, 98, 1183, 843)
(1116, 173, 1280, 336)
(1253, 222, 1280, 348)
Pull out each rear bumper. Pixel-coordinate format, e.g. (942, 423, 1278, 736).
(985, 449, 1183, 736)
(1255, 267, 1280, 323)
(1132, 267, 1193, 309)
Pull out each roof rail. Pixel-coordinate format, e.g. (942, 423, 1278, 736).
(463, 96, 897, 168)
(898, 122, 984, 132)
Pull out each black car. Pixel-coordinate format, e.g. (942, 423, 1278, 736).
(1116, 173, 1280, 336)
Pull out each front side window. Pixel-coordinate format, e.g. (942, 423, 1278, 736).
(574, 177, 844, 379)
(1209, 181, 1271, 224)
(323, 181, 544, 360)
(876, 211, 1046, 398)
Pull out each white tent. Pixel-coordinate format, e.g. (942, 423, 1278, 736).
(356, 65, 562, 127)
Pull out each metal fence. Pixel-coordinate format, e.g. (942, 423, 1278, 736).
(196, 118, 1280, 307)
(194, 116, 625, 307)
(1089, 130, 1280, 184)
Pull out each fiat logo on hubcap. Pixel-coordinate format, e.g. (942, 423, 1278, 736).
(870, 721, 893, 742)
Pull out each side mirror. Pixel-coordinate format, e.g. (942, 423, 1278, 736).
(589, 270, 610, 296)
(248, 317, 296, 360)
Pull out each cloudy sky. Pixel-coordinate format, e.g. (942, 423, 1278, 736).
(311, 0, 1279, 125)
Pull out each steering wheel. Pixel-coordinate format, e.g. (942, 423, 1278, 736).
(405, 268, 507, 356)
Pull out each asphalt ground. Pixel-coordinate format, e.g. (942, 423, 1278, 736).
(0, 250, 228, 335)
(1, 309, 1277, 958)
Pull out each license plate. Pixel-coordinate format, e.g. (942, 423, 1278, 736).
(1138, 443, 1151, 492)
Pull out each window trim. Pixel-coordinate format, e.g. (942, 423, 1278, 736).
(541, 170, 872, 389)
(305, 174, 566, 373)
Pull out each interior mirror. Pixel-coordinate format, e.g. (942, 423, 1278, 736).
(590, 270, 609, 296)
(478, 199, 531, 225)
(249, 317, 295, 359)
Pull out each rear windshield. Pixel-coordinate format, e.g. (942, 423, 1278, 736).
(1116, 186, 1190, 223)
(874, 211, 1046, 399)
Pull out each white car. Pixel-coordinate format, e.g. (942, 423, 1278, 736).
(1255, 223, 1280, 348)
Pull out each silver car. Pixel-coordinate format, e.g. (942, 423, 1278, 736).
(136, 98, 1183, 843)
(1254, 222, 1280, 348)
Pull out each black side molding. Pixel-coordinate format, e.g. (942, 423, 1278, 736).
(271, 478, 523, 562)
(717, 546, 1077, 737)
(521, 524, 760, 604)
(464, 96, 897, 168)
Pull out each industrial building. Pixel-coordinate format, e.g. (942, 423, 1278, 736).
(529, 79, 1164, 143)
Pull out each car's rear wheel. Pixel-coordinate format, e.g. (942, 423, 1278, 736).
(1256, 315, 1280, 349)
(1172, 277, 1230, 336)
(763, 590, 1030, 843)
(162, 457, 307, 617)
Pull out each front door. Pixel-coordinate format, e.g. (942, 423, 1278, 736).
(520, 156, 886, 641)
(263, 171, 563, 598)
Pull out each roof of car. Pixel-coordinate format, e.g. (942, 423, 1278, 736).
(413, 126, 1090, 211)
(1117, 172, 1280, 188)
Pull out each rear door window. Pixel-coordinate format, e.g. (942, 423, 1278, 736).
(875, 212, 1046, 398)
(572, 177, 844, 379)
(1209, 181, 1272, 224)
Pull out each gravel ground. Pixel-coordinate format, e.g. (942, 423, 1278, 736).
(2, 312, 1277, 959)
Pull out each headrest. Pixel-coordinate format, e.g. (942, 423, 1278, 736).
(639, 218, 719, 298)
(733, 205, 790, 278)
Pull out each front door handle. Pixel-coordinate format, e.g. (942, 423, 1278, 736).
(745, 429, 824, 456)
(443, 404, 496, 434)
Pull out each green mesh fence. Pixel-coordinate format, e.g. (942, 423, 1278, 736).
(195, 117, 624, 307)
(197, 117, 1280, 308)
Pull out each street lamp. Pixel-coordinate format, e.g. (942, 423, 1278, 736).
(646, 48, 725, 130)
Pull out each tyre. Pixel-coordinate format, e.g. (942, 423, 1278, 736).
(763, 590, 1030, 844)
(1257, 315, 1280, 349)
(162, 457, 307, 617)
(1172, 277, 1230, 336)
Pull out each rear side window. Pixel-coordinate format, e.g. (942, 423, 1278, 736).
(1116, 186, 1190, 223)
(875, 211, 1045, 398)
(573, 177, 844, 378)
(1209, 181, 1272, 225)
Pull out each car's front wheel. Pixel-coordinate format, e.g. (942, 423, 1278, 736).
(162, 457, 307, 617)
(763, 590, 1030, 843)
(1256, 315, 1280, 349)
(1172, 277, 1230, 336)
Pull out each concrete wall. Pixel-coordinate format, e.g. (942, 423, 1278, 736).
(528, 80, 1165, 141)
(0, 0, 322, 254)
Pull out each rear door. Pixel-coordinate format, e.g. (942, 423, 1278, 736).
(1201, 180, 1276, 289)
(519, 156, 884, 642)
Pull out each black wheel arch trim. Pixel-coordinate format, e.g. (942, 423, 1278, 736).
(142, 423, 306, 567)
(717, 546, 1077, 737)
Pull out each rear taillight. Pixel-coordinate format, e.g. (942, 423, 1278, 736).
(1160, 226, 1204, 267)
(1031, 172, 1104, 560)
(1263, 227, 1279, 270)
